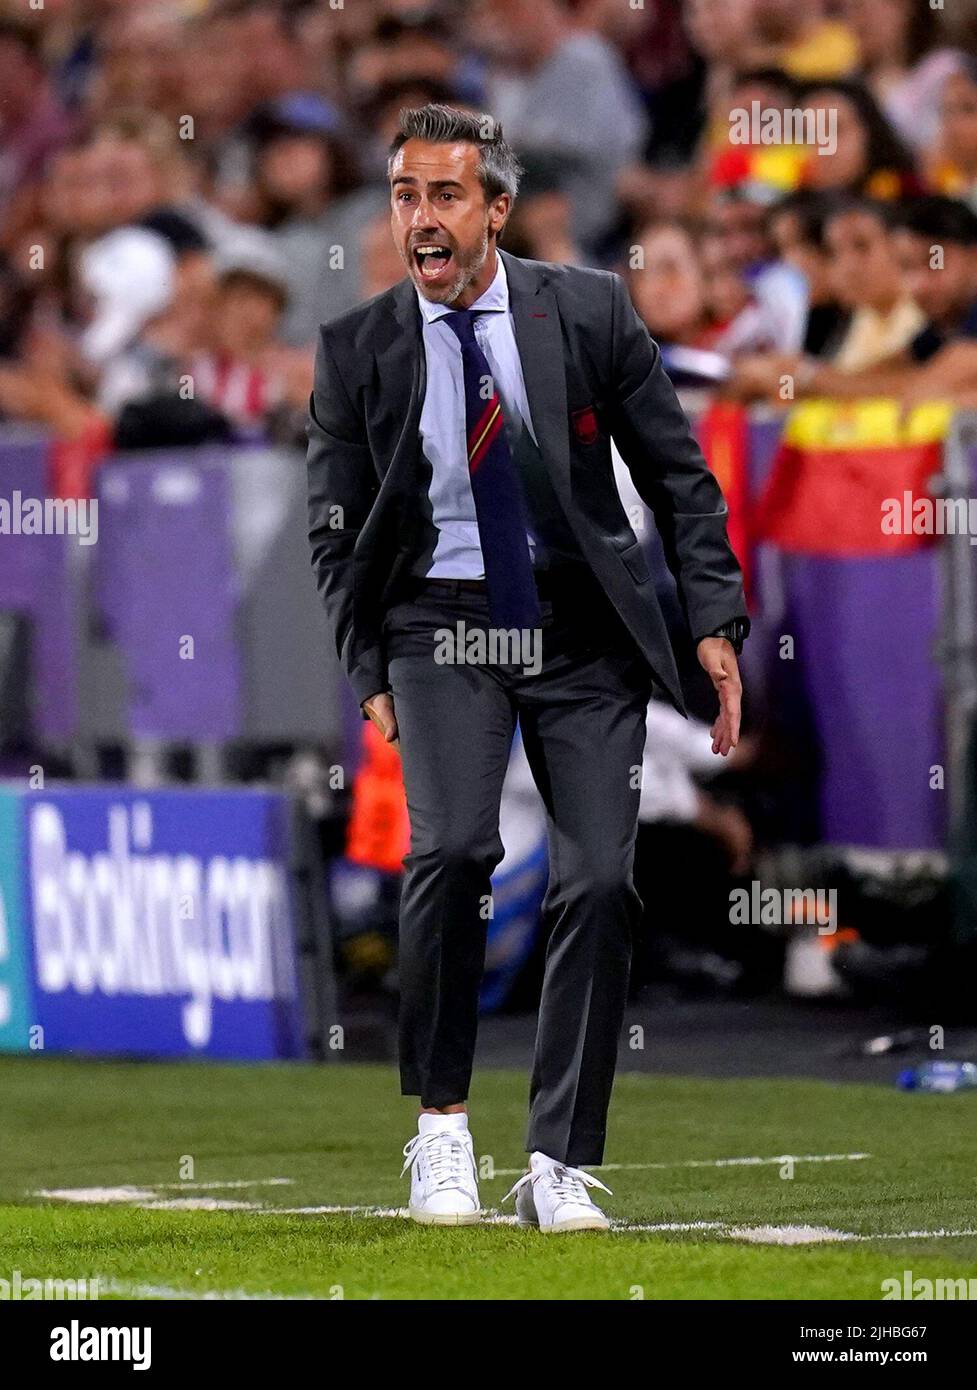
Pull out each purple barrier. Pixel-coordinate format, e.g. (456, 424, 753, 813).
(745, 419, 957, 850)
(95, 452, 243, 740)
(778, 551, 944, 849)
(0, 436, 78, 739)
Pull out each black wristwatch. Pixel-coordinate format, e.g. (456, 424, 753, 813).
(707, 618, 749, 655)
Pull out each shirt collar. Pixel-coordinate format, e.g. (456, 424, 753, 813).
(415, 252, 509, 325)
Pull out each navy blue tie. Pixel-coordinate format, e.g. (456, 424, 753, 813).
(442, 309, 541, 630)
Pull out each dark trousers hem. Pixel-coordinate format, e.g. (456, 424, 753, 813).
(525, 1130, 607, 1167)
(401, 1073, 472, 1109)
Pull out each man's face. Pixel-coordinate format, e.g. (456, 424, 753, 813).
(893, 229, 977, 324)
(390, 138, 509, 305)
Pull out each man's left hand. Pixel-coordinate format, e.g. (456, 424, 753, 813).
(696, 637, 742, 756)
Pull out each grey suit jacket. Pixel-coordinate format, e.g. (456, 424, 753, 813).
(306, 247, 749, 716)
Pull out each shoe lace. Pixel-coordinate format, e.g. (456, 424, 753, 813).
(401, 1130, 474, 1191)
(501, 1163, 612, 1205)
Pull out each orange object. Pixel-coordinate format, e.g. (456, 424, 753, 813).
(345, 720, 410, 873)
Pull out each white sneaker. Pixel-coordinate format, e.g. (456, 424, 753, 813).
(401, 1116, 481, 1225)
(503, 1151, 612, 1232)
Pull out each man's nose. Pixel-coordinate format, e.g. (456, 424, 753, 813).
(411, 199, 439, 229)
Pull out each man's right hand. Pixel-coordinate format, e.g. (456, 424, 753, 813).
(362, 692, 399, 748)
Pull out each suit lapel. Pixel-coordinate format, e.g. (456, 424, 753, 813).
(373, 277, 425, 486)
(500, 249, 571, 507)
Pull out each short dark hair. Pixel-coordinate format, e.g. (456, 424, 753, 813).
(0, 19, 42, 61)
(821, 195, 896, 233)
(768, 190, 834, 250)
(889, 195, 977, 248)
(387, 103, 524, 203)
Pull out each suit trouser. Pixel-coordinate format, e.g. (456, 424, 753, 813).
(384, 567, 653, 1166)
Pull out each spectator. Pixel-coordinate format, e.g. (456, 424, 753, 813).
(928, 58, 977, 212)
(190, 263, 288, 437)
(703, 68, 807, 205)
(71, 112, 192, 240)
(244, 94, 384, 345)
(497, 151, 582, 265)
(76, 225, 180, 416)
(0, 223, 178, 439)
(844, 0, 961, 153)
(701, 189, 810, 357)
(894, 195, 977, 373)
(0, 19, 74, 224)
(359, 210, 410, 300)
(734, 196, 977, 405)
(628, 221, 714, 350)
(474, 0, 648, 251)
(702, 228, 808, 357)
(768, 191, 850, 356)
(749, 0, 860, 82)
(823, 197, 925, 371)
(798, 80, 921, 199)
(345, 10, 473, 110)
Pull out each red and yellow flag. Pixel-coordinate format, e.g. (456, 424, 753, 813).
(753, 399, 953, 556)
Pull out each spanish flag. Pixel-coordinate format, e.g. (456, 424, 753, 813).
(753, 399, 954, 556)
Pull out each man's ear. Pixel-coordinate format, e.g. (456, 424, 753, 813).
(489, 193, 511, 239)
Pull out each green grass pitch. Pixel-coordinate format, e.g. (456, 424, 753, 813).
(1, 1055, 975, 1300)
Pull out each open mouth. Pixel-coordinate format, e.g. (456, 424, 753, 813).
(413, 244, 454, 282)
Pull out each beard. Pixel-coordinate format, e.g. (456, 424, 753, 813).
(404, 223, 490, 305)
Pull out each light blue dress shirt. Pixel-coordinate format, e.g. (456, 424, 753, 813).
(413, 253, 539, 578)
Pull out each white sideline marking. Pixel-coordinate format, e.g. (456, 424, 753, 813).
(491, 1152, 871, 1177)
(156, 1179, 294, 1191)
(259, 1209, 977, 1245)
(616, 1220, 728, 1233)
(857, 1227, 977, 1242)
(726, 1225, 855, 1245)
(33, 1179, 292, 1204)
(32, 1189, 977, 1245)
(265, 1204, 522, 1225)
(34, 1159, 868, 1207)
(138, 1198, 265, 1212)
(36, 1187, 160, 1204)
(660, 1224, 977, 1245)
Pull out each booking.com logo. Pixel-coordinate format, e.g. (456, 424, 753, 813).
(28, 801, 294, 1048)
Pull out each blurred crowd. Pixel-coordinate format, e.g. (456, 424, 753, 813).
(2, 0, 977, 449)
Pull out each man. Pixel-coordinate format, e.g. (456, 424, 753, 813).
(306, 104, 749, 1231)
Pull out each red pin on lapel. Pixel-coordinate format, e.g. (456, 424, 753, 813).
(571, 406, 599, 445)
